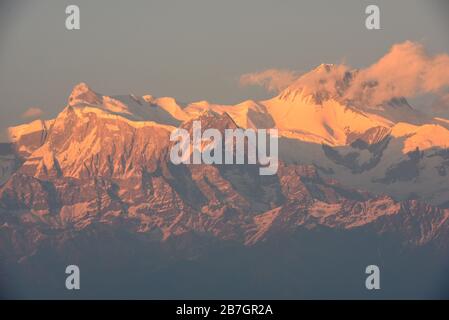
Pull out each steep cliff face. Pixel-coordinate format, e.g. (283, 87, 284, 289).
(1, 81, 449, 298)
(1, 85, 449, 261)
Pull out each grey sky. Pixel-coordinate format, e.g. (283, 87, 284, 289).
(0, 0, 448, 141)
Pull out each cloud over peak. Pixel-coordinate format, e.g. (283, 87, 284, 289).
(239, 69, 299, 93)
(241, 41, 449, 107)
(21, 107, 43, 119)
(345, 41, 449, 105)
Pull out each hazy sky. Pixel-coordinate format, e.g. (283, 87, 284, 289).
(0, 0, 448, 141)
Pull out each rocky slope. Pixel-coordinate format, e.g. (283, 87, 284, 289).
(1, 76, 449, 298)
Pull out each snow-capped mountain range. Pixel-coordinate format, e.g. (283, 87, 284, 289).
(1, 64, 449, 298)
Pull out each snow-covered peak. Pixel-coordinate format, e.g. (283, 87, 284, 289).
(68, 82, 102, 107)
(314, 63, 337, 72)
(277, 64, 355, 105)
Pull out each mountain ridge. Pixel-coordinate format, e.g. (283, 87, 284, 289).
(2, 77, 449, 298)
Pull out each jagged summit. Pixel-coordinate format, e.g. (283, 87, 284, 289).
(70, 82, 91, 93)
(264, 62, 431, 136)
(180, 109, 239, 135)
(64, 83, 183, 125)
(316, 63, 335, 70)
(275, 63, 421, 117)
(276, 64, 355, 104)
(68, 82, 102, 107)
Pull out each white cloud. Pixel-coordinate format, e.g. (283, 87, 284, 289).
(241, 41, 449, 106)
(239, 69, 298, 92)
(21, 107, 43, 119)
